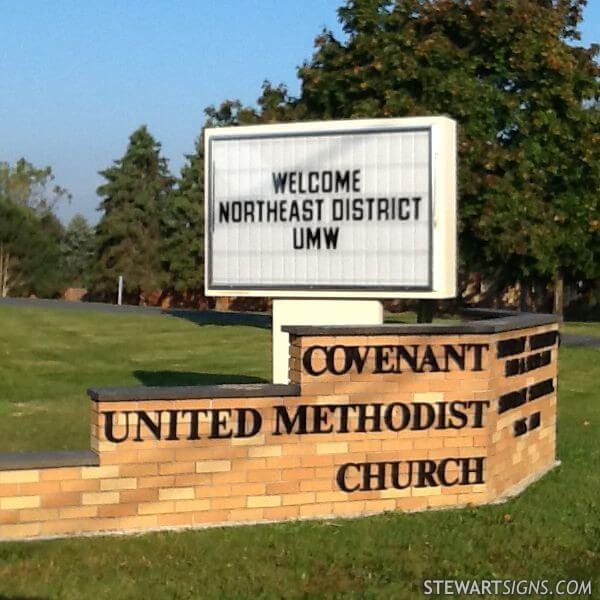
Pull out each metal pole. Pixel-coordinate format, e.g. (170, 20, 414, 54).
(117, 275, 123, 306)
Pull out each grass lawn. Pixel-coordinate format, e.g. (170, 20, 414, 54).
(0, 305, 271, 453)
(385, 310, 600, 338)
(560, 321, 600, 337)
(0, 304, 599, 598)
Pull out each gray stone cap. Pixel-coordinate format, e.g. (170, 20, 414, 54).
(0, 450, 99, 472)
(87, 383, 300, 403)
(282, 309, 561, 336)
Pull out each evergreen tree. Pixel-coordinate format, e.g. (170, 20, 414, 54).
(93, 126, 174, 301)
(159, 84, 303, 300)
(62, 214, 95, 287)
(161, 136, 204, 295)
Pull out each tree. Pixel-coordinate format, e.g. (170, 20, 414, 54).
(0, 201, 33, 297)
(0, 158, 70, 215)
(204, 82, 304, 128)
(93, 126, 174, 301)
(161, 136, 204, 296)
(296, 0, 599, 311)
(62, 214, 95, 287)
(0, 201, 65, 298)
(0, 160, 69, 298)
(159, 84, 304, 302)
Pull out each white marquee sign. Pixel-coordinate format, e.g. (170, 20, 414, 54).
(205, 116, 456, 298)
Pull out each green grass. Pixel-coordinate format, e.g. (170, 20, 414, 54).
(384, 311, 600, 337)
(561, 321, 600, 337)
(0, 306, 271, 453)
(0, 305, 599, 599)
(384, 310, 600, 337)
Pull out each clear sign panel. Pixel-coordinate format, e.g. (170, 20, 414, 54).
(207, 126, 432, 292)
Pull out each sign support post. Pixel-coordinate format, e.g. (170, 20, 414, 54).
(117, 275, 123, 306)
(272, 298, 383, 383)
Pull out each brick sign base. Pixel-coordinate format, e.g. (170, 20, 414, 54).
(0, 310, 559, 541)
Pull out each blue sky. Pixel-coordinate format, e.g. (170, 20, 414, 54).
(1, 0, 598, 224)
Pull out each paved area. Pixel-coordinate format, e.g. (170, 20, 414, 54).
(559, 334, 600, 348)
(0, 296, 162, 315)
(0, 297, 271, 329)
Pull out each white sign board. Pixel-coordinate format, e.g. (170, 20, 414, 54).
(205, 117, 456, 298)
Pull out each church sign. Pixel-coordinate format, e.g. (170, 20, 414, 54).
(0, 117, 559, 542)
(204, 117, 457, 299)
(0, 311, 559, 541)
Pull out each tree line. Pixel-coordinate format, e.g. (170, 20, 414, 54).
(1, 0, 598, 314)
(0, 160, 92, 298)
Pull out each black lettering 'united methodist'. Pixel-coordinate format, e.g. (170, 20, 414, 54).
(273, 401, 489, 436)
(103, 408, 262, 443)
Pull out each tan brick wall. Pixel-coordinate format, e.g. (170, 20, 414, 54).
(0, 323, 558, 541)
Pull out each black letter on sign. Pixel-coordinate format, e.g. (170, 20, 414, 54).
(415, 460, 438, 487)
(323, 227, 339, 249)
(272, 172, 287, 193)
(362, 462, 387, 491)
(218, 202, 230, 223)
(412, 403, 436, 430)
(236, 408, 262, 438)
(438, 458, 460, 486)
(336, 463, 360, 492)
(326, 345, 354, 376)
(303, 345, 328, 376)
(273, 405, 308, 435)
(104, 411, 129, 443)
(460, 457, 485, 484)
(134, 410, 162, 441)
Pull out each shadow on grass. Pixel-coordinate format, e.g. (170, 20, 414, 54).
(163, 309, 271, 330)
(133, 370, 267, 387)
(0, 596, 49, 600)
